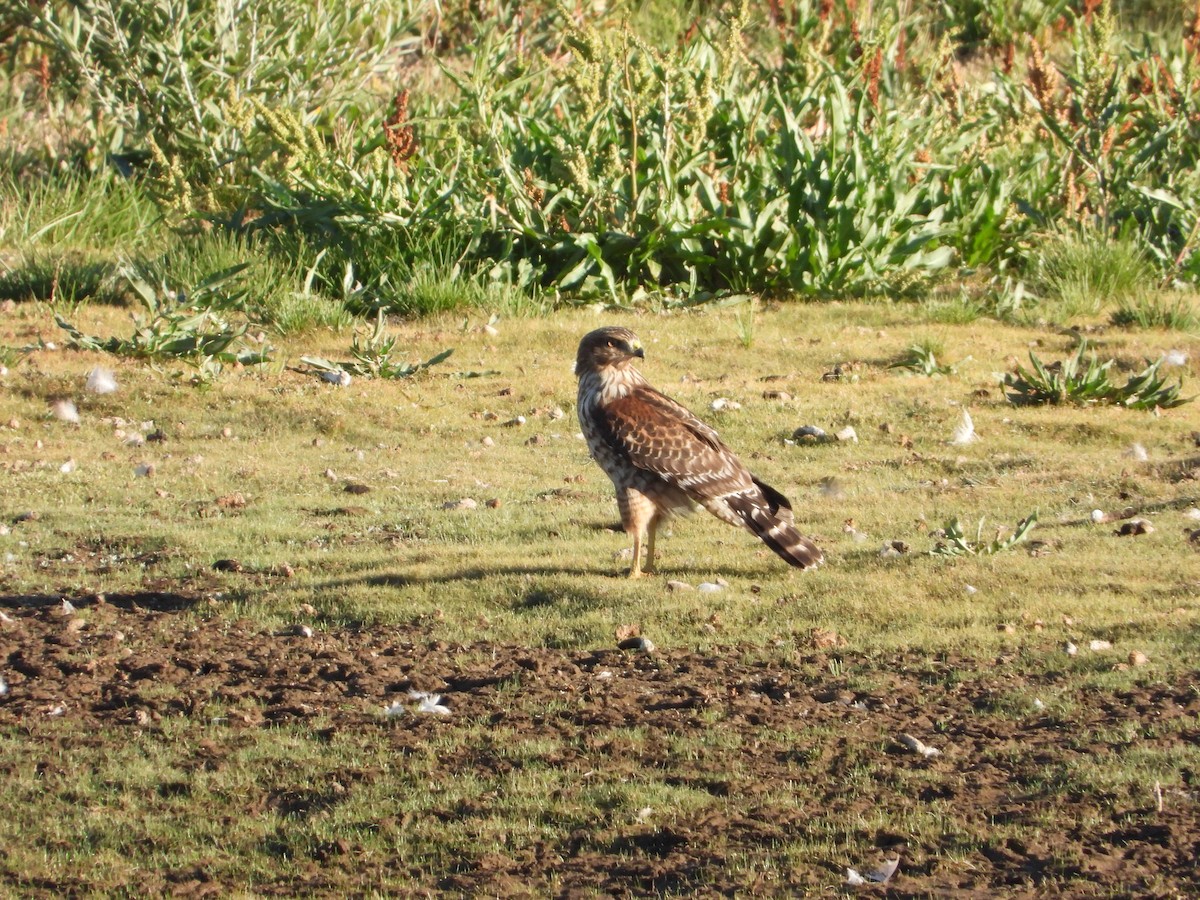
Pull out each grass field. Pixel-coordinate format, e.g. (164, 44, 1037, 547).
(4, 0, 1200, 893)
(2, 301, 1199, 894)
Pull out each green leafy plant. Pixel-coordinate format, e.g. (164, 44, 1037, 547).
(889, 341, 955, 376)
(300, 311, 452, 380)
(1003, 339, 1191, 409)
(55, 264, 271, 376)
(931, 512, 1038, 557)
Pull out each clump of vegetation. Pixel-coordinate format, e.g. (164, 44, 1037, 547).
(1003, 340, 1191, 409)
(931, 513, 1038, 557)
(1033, 232, 1156, 322)
(1111, 295, 1200, 332)
(55, 265, 271, 379)
(889, 340, 955, 376)
(6, 0, 1200, 315)
(299, 311, 452, 380)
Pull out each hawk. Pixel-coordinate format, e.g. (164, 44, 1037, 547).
(575, 325, 823, 578)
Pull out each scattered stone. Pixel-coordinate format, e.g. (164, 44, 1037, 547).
(697, 582, 723, 593)
(1065, 641, 1078, 656)
(792, 425, 829, 444)
(710, 397, 741, 412)
(442, 498, 478, 511)
(59, 459, 76, 474)
(615, 624, 641, 642)
(1089, 639, 1113, 652)
(284, 624, 314, 638)
(835, 425, 858, 443)
(485, 498, 501, 509)
(899, 733, 941, 759)
(1129, 651, 1149, 667)
(503, 416, 526, 427)
(879, 540, 909, 557)
(762, 390, 792, 401)
(1091, 509, 1107, 524)
(666, 580, 693, 592)
(319, 369, 352, 387)
(617, 636, 656, 653)
(810, 628, 845, 649)
(134, 463, 155, 478)
(344, 483, 370, 495)
(1115, 519, 1153, 536)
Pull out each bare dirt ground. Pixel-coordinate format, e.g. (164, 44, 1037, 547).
(2, 594, 1199, 897)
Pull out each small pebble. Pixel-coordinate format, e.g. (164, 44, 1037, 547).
(1115, 519, 1153, 536)
(792, 425, 829, 443)
(617, 636, 655, 653)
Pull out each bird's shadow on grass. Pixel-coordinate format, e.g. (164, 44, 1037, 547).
(315, 559, 799, 591)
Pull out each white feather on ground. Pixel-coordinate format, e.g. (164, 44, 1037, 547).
(950, 408, 976, 445)
(86, 367, 118, 394)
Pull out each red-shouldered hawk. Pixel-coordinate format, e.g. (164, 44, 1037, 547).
(575, 326, 823, 578)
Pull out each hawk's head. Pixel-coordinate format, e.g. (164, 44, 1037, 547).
(575, 326, 645, 376)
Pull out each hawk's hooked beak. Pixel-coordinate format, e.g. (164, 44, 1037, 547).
(631, 342, 645, 359)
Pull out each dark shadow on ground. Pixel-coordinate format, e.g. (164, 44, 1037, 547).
(0, 591, 201, 612)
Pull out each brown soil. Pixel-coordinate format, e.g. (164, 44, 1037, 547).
(2, 594, 1199, 897)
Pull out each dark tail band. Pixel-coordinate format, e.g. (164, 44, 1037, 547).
(730, 481, 823, 569)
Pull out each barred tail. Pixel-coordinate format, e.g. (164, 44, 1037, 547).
(728, 478, 824, 569)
